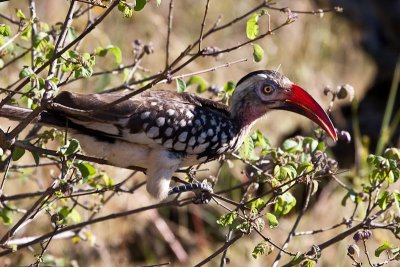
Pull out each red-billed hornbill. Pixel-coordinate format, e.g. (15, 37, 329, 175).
(0, 70, 337, 200)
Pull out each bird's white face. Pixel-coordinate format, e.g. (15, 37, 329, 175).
(253, 72, 293, 107)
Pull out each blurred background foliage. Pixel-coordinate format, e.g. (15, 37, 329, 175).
(0, 0, 399, 266)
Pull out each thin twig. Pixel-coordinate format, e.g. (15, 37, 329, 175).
(0, 13, 20, 25)
(294, 220, 348, 236)
(165, 0, 174, 69)
(362, 239, 374, 266)
(198, 0, 211, 52)
(158, 58, 248, 84)
(194, 233, 244, 267)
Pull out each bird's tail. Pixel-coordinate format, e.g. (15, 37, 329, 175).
(0, 105, 67, 128)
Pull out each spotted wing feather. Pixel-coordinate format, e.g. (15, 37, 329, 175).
(51, 90, 241, 160)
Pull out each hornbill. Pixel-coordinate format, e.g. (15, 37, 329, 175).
(0, 70, 337, 200)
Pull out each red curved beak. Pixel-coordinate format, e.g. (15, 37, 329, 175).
(276, 84, 338, 142)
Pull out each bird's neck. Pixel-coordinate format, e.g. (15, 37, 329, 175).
(230, 100, 267, 130)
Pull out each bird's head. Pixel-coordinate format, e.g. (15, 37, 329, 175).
(230, 70, 337, 141)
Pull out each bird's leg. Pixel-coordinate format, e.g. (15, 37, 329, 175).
(168, 166, 213, 204)
(168, 180, 213, 204)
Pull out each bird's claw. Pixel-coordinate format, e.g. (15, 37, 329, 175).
(168, 180, 213, 204)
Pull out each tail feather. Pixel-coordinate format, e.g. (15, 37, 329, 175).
(0, 105, 117, 143)
(0, 105, 67, 128)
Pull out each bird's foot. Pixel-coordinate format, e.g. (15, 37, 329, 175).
(168, 180, 213, 204)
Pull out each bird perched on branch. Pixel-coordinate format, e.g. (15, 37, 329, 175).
(0, 70, 337, 200)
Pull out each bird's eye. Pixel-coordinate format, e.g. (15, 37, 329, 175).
(263, 85, 274, 94)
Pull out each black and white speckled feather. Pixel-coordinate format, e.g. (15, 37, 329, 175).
(52, 90, 247, 163)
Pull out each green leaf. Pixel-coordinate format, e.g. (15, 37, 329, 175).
(282, 139, 299, 152)
(16, 9, 26, 19)
(252, 130, 270, 149)
(134, 0, 146, 11)
(394, 191, 400, 211)
(59, 139, 81, 156)
(223, 81, 236, 95)
(252, 242, 268, 259)
(248, 198, 265, 213)
(187, 75, 208, 93)
(21, 24, 32, 40)
(69, 209, 81, 223)
(176, 78, 187, 93)
(108, 46, 122, 64)
(30, 151, 40, 166)
(217, 211, 237, 227)
(341, 190, 361, 206)
(377, 191, 390, 210)
(101, 172, 115, 187)
(302, 259, 316, 267)
(66, 26, 77, 43)
(266, 212, 279, 228)
(290, 252, 305, 265)
(96, 46, 122, 65)
(273, 192, 297, 217)
(78, 162, 97, 180)
(74, 66, 93, 79)
(156, 0, 162, 6)
(383, 147, 400, 161)
(118, 2, 134, 18)
(274, 165, 296, 180)
(246, 13, 260, 40)
(252, 44, 264, 63)
(19, 66, 35, 79)
(33, 32, 49, 48)
(12, 147, 25, 161)
(0, 208, 13, 225)
(0, 24, 11, 37)
(375, 241, 394, 257)
(298, 162, 314, 175)
(303, 137, 319, 152)
(239, 135, 256, 160)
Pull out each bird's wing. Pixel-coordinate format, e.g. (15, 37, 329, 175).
(50, 90, 237, 157)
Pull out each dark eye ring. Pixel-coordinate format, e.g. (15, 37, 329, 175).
(263, 85, 273, 94)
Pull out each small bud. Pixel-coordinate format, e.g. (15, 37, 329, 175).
(312, 151, 326, 166)
(353, 231, 362, 242)
(347, 244, 360, 257)
(353, 229, 372, 242)
(358, 192, 368, 202)
(327, 158, 338, 173)
(323, 86, 332, 96)
(338, 130, 352, 143)
(336, 84, 355, 101)
(202, 46, 222, 57)
(133, 39, 143, 47)
(143, 43, 154, 54)
(208, 85, 222, 95)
